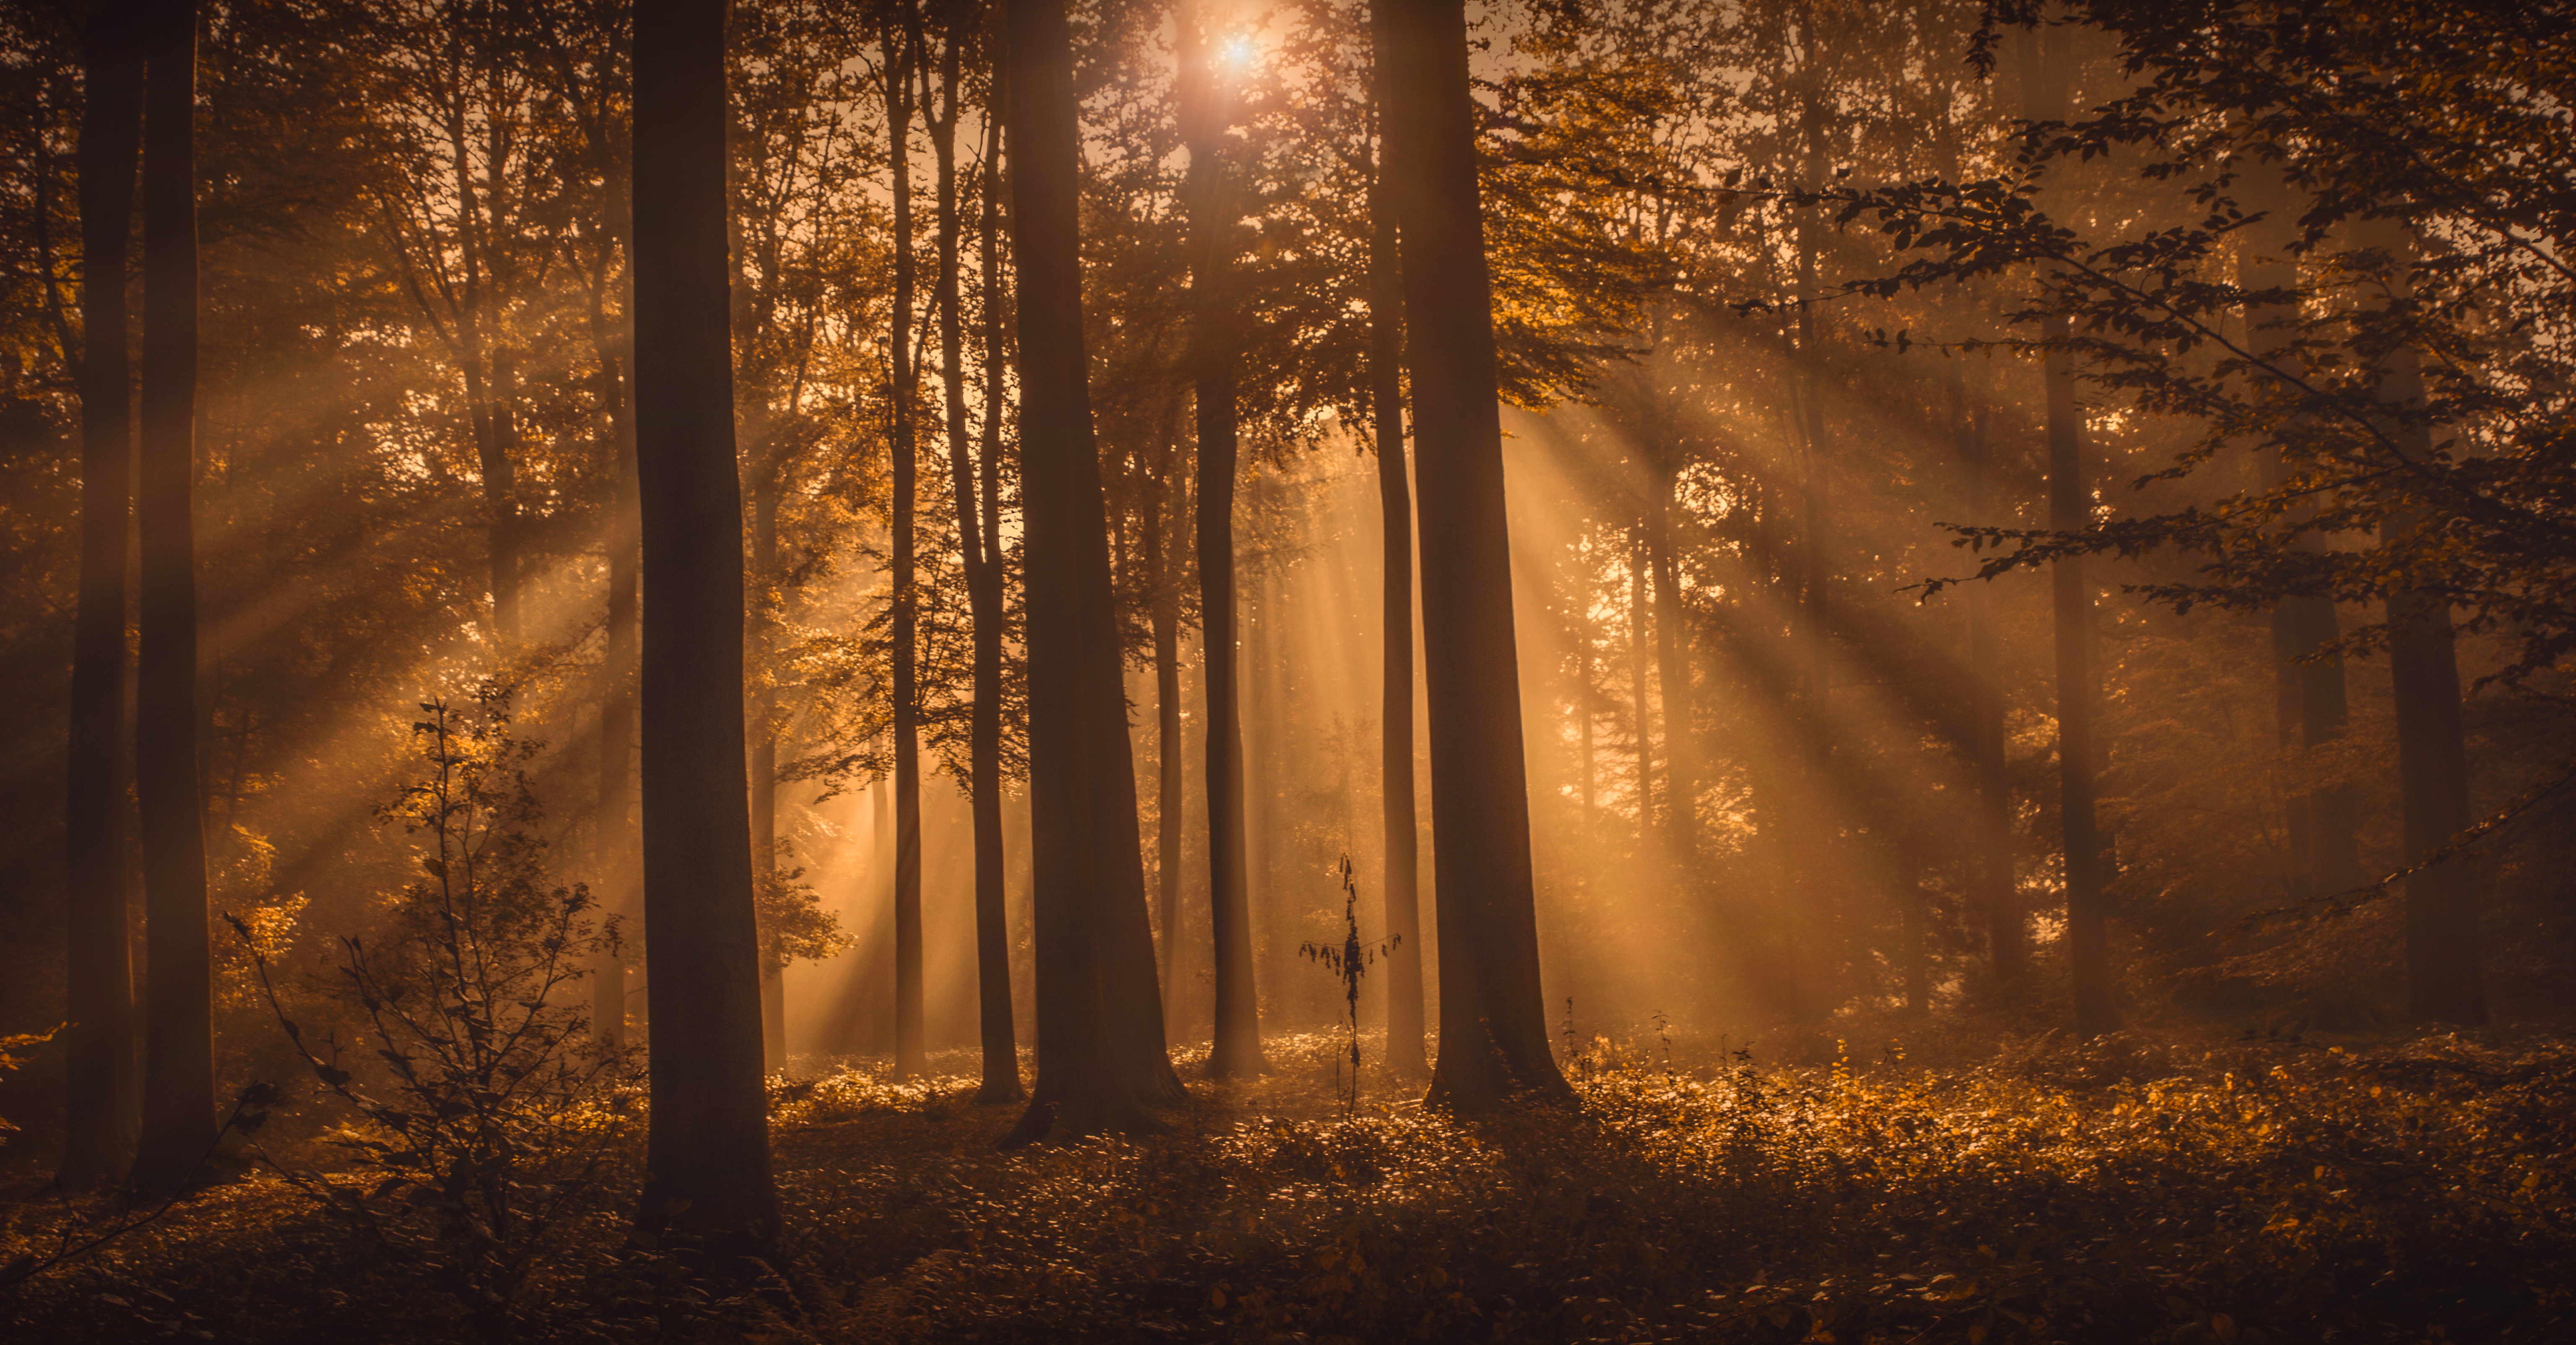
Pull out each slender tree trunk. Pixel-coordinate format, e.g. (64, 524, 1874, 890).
(1646, 474, 1690, 857)
(751, 470, 787, 1073)
(1364, 15, 1426, 1075)
(2241, 165, 2360, 899)
(1148, 434, 1187, 1033)
(1628, 527, 1653, 831)
(631, 0, 777, 1254)
(1899, 842, 1927, 1014)
(1179, 9, 1262, 1080)
(63, 0, 146, 1188)
(1001, 0, 1176, 1145)
(1383, 0, 1568, 1112)
(966, 93, 1021, 1100)
(1792, 204, 1839, 1016)
(130, 0, 214, 1192)
(1952, 396, 2023, 985)
(2358, 222, 2485, 1024)
(885, 36, 927, 1080)
(2019, 22, 2115, 1036)
(926, 25, 1019, 1101)
(2042, 323, 2114, 1035)
(444, 80, 518, 646)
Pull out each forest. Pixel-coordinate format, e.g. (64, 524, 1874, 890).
(1, 0, 2571, 1339)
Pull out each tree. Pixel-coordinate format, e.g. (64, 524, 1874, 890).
(921, 0, 1022, 1103)
(61, 0, 146, 1188)
(130, 0, 216, 1191)
(1381, 0, 1571, 1112)
(1363, 0, 1424, 1078)
(882, 14, 927, 1083)
(1179, 0, 1264, 1082)
(1000, 0, 1180, 1145)
(2014, 18, 2114, 1037)
(629, 0, 777, 1254)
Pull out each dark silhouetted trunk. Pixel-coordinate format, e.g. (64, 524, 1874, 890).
(1000, 0, 1177, 1145)
(2360, 221, 2485, 1025)
(751, 467, 787, 1073)
(1146, 426, 1187, 1033)
(130, 0, 214, 1192)
(1951, 394, 2023, 986)
(1180, 8, 1262, 1080)
(63, 0, 146, 1188)
(2240, 165, 2361, 901)
(885, 34, 926, 1080)
(1365, 10, 1425, 1075)
(630, 0, 778, 1254)
(2043, 327, 2114, 1036)
(938, 28, 1018, 1102)
(1382, 0, 1569, 1112)
(2020, 21, 2115, 1037)
(1792, 190, 1838, 1017)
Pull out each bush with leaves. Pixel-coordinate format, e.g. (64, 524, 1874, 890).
(233, 686, 634, 1338)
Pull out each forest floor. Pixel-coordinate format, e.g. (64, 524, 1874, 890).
(2, 1021, 2570, 1343)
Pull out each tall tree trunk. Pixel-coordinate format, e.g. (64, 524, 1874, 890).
(130, 0, 214, 1192)
(1382, 0, 1568, 1112)
(966, 92, 1021, 1100)
(2240, 165, 2361, 901)
(751, 469, 787, 1073)
(1792, 196, 1839, 1017)
(926, 21, 1019, 1101)
(1000, 0, 1176, 1145)
(2020, 21, 2115, 1037)
(1148, 430, 1187, 1034)
(630, 0, 777, 1254)
(1180, 8, 1262, 1080)
(1628, 527, 1654, 832)
(1647, 472, 1690, 857)
(1364, 11, 1425, 1075)
(885, 34, 927, 1081)
(2359, 219, 2485, 1025)
(2043, 326, 2114, 1036)
(1951, 393, 2023, 985)
(444, 79, 517, 645)
(63, 0, 147, 1188)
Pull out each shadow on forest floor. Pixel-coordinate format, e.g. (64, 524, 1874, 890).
(4, 1023, 2571, 1342)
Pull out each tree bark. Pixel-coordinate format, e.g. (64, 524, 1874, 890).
(885, 32, 927, 1081)
(1179, 8, 1263, 1080)
(1951, 394, 2023, 985)
(936, 18, 1019, 1102)
(751, 467, 787, 1074)
(1147, 426, 1187, 1036)
(130, 0, 214, 1192)
(63, 0, 146, 1188)
(1364, 8, 1425, 1076)
(2020, 21, 2116, 1037)
(2239, 164, 2361, 901)
(2359, 221, 2485, 1025)
(631, 0, 778, 1254)
(1000, 0, 1177, 1145)
(1381, 0, 1570, 1112)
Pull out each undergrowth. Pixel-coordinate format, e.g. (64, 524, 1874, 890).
(3, 1026, 2568, 1342)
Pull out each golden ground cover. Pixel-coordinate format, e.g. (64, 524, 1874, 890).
(4, 1026, 2568, 1342)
